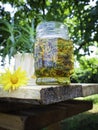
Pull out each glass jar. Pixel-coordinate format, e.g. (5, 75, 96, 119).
(34, 21, 74, 85)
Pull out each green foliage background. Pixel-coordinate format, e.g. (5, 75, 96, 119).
(71, 57, 98, 83)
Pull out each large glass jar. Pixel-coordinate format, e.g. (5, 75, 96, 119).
(34, 21, 74, 85)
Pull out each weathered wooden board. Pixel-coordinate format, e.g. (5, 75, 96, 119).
(0, 83, 98, 104)
(81, 84, 98, 96)
(0, 100, 92, 130)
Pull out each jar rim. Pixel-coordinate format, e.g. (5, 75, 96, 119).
(36, 21, 69, 40)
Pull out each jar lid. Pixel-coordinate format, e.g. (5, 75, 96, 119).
(36, 21, 69, 40)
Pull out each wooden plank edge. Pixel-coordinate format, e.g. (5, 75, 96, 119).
(40, 84, 83, 104)
(0, 84, 98, 104)
(81, 84, 98, 97)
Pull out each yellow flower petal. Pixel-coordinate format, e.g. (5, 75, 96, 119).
(0, 67, 28, 91)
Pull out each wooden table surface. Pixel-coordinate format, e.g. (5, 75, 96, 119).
(0, 82, 96, 129)
(0, 82, 98, 104)
(0, 99, 93, 130)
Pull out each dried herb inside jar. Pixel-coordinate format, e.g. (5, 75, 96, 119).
(35, 38, 74, 84)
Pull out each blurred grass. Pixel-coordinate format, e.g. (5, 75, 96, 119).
(61, 94, 98, 130)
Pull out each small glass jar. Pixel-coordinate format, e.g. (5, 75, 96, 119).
(34, 21, 74, 85)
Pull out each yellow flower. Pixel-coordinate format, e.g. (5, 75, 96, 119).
(0, 67, 28, 91)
